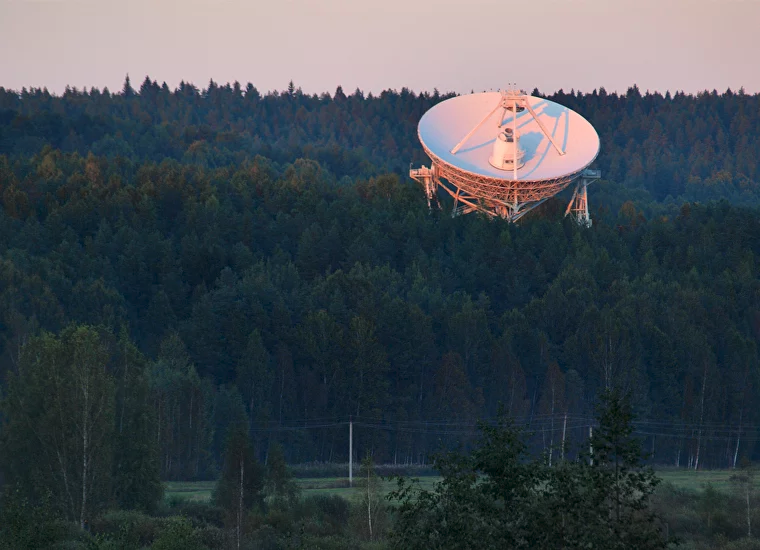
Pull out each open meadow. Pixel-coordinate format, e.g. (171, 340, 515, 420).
(164, 468, 760, 504)
(165, 475, 440, 504)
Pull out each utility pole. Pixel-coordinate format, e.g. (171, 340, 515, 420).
(561, 412, 567, 461)
(589, 425, 594, 466)
(349, 417, 353, 487)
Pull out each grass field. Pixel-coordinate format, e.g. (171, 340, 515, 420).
(164, 475, 439, 504)
(656, 468, 760, 492)
(164, 468, 760, 504)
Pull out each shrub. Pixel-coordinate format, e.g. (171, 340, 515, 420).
(89, 509, 163, 547)
(171, 501, 225, 527)
(151, 517, 207, 550)
(265, 508, 293, 533)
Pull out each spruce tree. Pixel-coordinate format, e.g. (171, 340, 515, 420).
(535, 389, 669, 549)
(121, 74, 134, 97)
(264, 442, 298, 508)
(389, 393, 669, 549)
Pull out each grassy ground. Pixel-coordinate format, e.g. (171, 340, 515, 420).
(164, 480, 216, 502)
(656, 467, 760, 492)
(164, 468, 760, 504)
(165, 475, 439, 504)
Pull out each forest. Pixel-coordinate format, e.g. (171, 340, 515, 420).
(1, 77, 760, 548)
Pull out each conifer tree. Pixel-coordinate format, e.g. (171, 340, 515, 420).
(122, 74, 134, 98)
(264, 442, 298, 508)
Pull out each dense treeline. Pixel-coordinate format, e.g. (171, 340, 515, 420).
(1, 143, 760, 473)
(2, 77, 759, 207)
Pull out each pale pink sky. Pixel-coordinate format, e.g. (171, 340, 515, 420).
(1, 0, 759, 96)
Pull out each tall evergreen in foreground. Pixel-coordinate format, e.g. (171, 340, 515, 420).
(264, 442, 298, 509)
(389, 390, 670, 549)
(534, 390, 668, 549)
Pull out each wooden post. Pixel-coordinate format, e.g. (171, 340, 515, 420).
(349, 418, 353, 487)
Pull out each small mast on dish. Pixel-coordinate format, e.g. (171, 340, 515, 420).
(450, 86, 566, 179)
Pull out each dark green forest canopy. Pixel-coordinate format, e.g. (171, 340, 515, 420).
(2, 79, 759, 207)
(0, 78, 760, 472)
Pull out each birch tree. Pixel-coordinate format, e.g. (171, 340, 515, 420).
(356, 453, 386, 541)
(730, 463, 756, 539)
(214, 423, 263, 549)
(1, 325, 114, 527)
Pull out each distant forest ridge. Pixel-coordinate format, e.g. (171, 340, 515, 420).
(2, 76, 760, 212)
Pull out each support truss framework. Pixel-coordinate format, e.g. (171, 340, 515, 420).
(410, 158, 601, 224)
(564, 169, 601, 226)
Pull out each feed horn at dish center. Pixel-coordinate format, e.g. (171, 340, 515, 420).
(410, 88, 601, 224)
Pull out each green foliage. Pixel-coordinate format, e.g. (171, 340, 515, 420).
(351, 454, 388, 541)
(213, 421, 264, 549)
(151, 517, 207, 550)
(0, 486, 78, 549)
(2, 139, 760, 468)
(88, 509, 163, 548)
(265, 443, 299, 508)
(298, 494, 351, 536)
(1, 325, 115, 526)
(0, 324, 162, 534)
(149, 332, 214, 480)
(534, 390, 669, 549)
(112, 328, 163, 512)
(699, 482, 726, 533)
(2, 82, 760, 207)
(389, 415, 540, 549)
(389, 392, 669, 549)
(730, 464, 757, 538)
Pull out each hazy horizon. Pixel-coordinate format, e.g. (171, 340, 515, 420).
(2, 0, 759, 96)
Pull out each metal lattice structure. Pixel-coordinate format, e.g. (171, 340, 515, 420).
(410, 89, 601, 224)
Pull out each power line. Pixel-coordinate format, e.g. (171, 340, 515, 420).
(243, 414, 760, 445)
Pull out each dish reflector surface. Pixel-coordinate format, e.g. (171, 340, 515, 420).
(419, 92, 599, 182)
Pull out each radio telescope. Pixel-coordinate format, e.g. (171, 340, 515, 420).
(410, 87, 601, 224)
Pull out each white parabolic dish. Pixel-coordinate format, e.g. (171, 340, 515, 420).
(418, 92, 600, 183)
